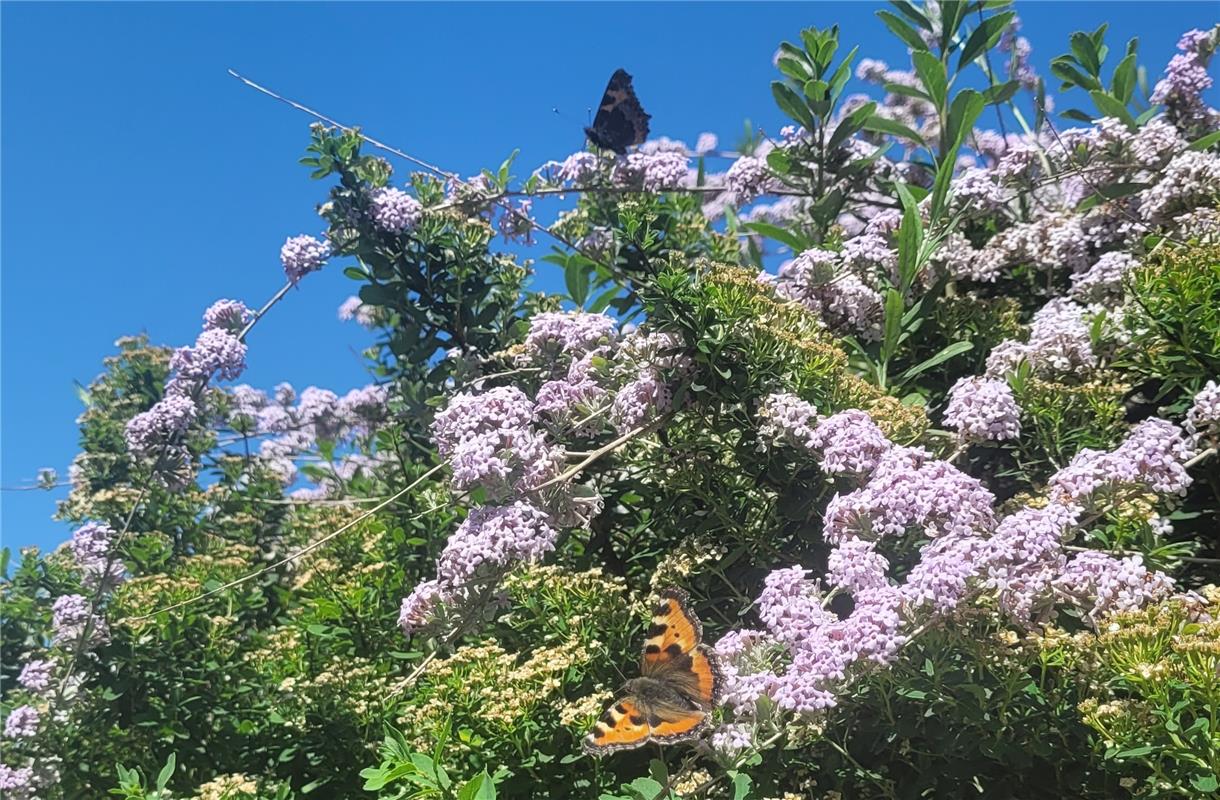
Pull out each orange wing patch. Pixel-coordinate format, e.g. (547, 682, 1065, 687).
(583, 698, 652, 754)
(641, 588, 702, 668)
(686, 645, 722, 706)
(649, 710, 708, 743)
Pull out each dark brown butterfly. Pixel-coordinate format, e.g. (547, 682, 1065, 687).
(584, 69, 651, 155)
(583, 588, 723, 755)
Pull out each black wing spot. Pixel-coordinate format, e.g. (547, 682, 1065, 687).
(629, 714, 647, 726)
(673, 653, 693, 670)
(645, 644, 662, 655)
(614, 702, 629, 715)
(592, 724, 609, 738)
(665, 643, 684, 657)
(646, 622, 668, 637)
(648, 713, 664, 727)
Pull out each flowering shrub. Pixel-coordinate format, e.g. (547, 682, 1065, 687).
(3, 6, 1219, 799)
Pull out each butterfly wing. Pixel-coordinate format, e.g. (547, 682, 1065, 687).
(583, 697, 654, 754)
(582, 694, 709, 755)
(585, 69, 650, 154)
(641, 589, 724, 708)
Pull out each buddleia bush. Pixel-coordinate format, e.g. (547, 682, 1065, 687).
(3, 4, 1220, 800)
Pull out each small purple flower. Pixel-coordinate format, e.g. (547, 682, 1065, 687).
(726, 156, 771, 203)
(17, 659, 54, 694)
(3, 706, 39, 738)
(710, 723, 754, 757)
(610, 369, 671, 432)
(1070, 252, 1138, 304)
(202, 299, 251, 334)
(826, 538, 890, 593)
(522, 312, 617, 364)
(1185, 380, 1220, 442)
(398, 579, 443, 635)
(280, 234, 331, 283)
(695, 132, 718, 154)
(0, 763, 35, 799)
(809, 410, 892, 475)
(368, 186, 422, 233)
(614, 152, 690, 192)
(125, 393, 198, 460)
(170, 329, 247, 383)
(556, 151, 602, 184)
(757, 392, 820, 451)
(1054, 551, 1175, 624)
(68, 521, 125, 590)
(942, 377, 1022, 442)
(51, 593, 109, 648)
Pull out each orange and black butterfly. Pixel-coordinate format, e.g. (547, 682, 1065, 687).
(583, 588, 723, 755)
(584, 68, 651, 155)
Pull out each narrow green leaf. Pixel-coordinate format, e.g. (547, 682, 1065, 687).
(863, 114, 927, 147)
(913, 50, 949, 109)
(828, 101, 877, 152)
(981, 80, 1020, 105)
(1069, 31, 1102, 77)
(1110, 52, 1138, 103)
(877, 10, 929, 53)
(1187, 129, 1220, 151)
(901, 340, 974, 380)
(882, 288, 905, 361)
(745, 222, 809, 253)
(957, 11, 1016, 73)
(771, 81, 815, 130)
(1089, 90, 1136, 129)
(155, 754, 176, 792)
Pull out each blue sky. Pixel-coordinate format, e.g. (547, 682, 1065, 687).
(2, 2, 1214, 554)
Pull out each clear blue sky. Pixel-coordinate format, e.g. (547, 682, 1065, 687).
(2, 2, 1214, 554)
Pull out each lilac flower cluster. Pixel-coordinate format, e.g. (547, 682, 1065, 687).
(280, 234, 331, 283)
(1069, 252, 1139, 304)
(169, 328, 248, 384)
(725, 156, 772, 203)
(337, 296, 378, 327)
(610, 369, 672, 433)
(1054, 550, 1176, 624)
(0, 765, 35, 800)
(368, 186, 423, 233)
(985, 298, 1096, 378)
(3, 707, 39, 739)
(1139, 151, 1220, 221)
(942, 376, 1022, 442)
(521, 311, 618, 368)
(67, 521, 125, 591)
(1185, 380, 1220, 442)
(497, 198, 534, 244)
(202, 299, 251, 334)
(614, 152, 690, 192)
(51, 593, 110, 648)
(775, 249, 884, 341)
(398, 501, 558, 635)
(1150, 27, 1219, 132)
(17, 660, 54, 694)
(124, 392, 197, 461)
(1049, 418, 1194, 506)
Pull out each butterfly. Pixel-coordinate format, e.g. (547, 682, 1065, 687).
(584, 68, 651, 155)
(583, 587, 723, 755)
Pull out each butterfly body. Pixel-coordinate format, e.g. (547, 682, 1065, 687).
(584, 69, 651, 155)
(584, 588, 723, 755)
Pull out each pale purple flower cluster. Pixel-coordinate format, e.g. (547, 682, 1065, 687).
(776, 251, 883, 341)
(823, 446, 997, 544)
(942, 377, 1022, 442)
(522, 312, 618, 366)
(337, 296, 377, 327)
(534, 370, 607, 435)
(0, 764, 35, 799)
(555, 151, 601, 185)
(124, 392, 197, 461)
(1139, 151, 1220, 221)
(3, 707, 39, 739)
(1151, 27, 1219, 132)
(984, 502, 1078, 623)
(1070, 252, 1139, 304)
(826, 538, 890, 593)
(368, 186, 422, 233)
(840, 232, 897, 276)
(725, 156, 771, 203)
(202, 299, 251, 334)
(985, 298, 1096, 378)
(1185, 380, 1220, 442)
(757, 392, 820, 451)
(998, 18, 1038, 89)
(51, 593, 109, 648)
(902, 533, 987, 614)
(710, 722, 754, 757)
(695, 132, 719, 155)
(398, 501, 557, 634)
(1049, 418, 1194, 505)
(17, 660, 53, 694)
(952, 167, 1007, 213)
(169, 329, 247, 384)
(431, 386, 535, 456)
(280, 234, 331, 283)
(610, 369, 671, 433)
(67, 522, 125, 591)
(1054, 551, 1175, 624)
(809, 410, 892, 475)
(497, 198, 534, 244)
(614, 152, 690, 192)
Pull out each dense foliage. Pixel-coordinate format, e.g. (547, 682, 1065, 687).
(4, 4, 1219, 799)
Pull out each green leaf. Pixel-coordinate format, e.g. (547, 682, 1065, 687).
(1188, 129, 1220, 151)
(882, 288, 906, 362)
(457, 771, 497, 800)
(877, 10, 928, 52)
(771, 81, 814, 130)
(1089, 90, 1136, 128)
(912, 51, 948, 109)
(730, 771, 753, 800)
(828, 101, 877, 152)
(931, 89, 984, 220)
(745, 222, 809, 253)
(776, 54, 813, 83)
(155, 754, 176, 792)
(863, 114, 927, 147)
(827, 45, 860, 100)
(1112, 745, 1154, 759)
(957, 11, 1016, 73)
(565, 260, 592, 306)
(1050, 57, 1102, 91)
(1110, 51, 1138, 103)
(1191, 775, 1219, 793)
(900, 340, 974, 380)
(1059, 108, 1096, 123)
(981, 80, 1020, 105)
(766, 148, 792, 175)
(1069, 31, 1102, 77)
(896, 183, 924, 293)
(887, 1, 932, 30)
